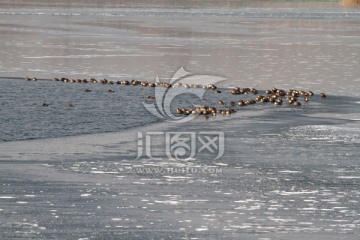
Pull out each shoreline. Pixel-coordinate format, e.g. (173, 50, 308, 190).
(0, 0, 342, 9)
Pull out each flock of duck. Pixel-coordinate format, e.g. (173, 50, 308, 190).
(175, 87, 326, 116)
(25, 76, 327, 117)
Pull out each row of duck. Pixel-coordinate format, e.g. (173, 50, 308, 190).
(176, 106, 235, 116)
(25, 76, 326, 97)
(25, 76, 326, 114)
(176, 92, 321, 116)
(26, 76, 218, 90)
(175, 86, 326, 116)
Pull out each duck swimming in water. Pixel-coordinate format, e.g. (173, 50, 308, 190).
(238, 100, 245, 106)
(218, 100, 225, 106)
(208, 84, 217, 90)
(176, 108, 184, 114)
(68, 102, 74, 108)
(320, 93, 326, 98)
(99, 79, 107, 84)
(42, 102, 49, 107)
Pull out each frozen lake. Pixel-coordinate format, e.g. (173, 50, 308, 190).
(1, 1, 360, 239)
